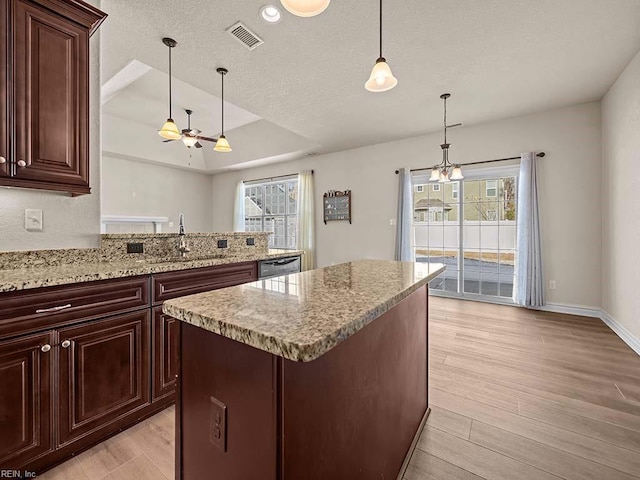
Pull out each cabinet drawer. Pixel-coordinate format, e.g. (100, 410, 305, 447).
(152, 261, 258, 305)
(0, 276, 150, 340)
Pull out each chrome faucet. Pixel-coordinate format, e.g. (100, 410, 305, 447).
(177, 213, 190, 257)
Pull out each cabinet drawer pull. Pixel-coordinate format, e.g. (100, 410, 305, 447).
(0, 156, 6, 164)
(36, 303, 72, 314)
(17, 160, 26, 168)
(61, 340, 71, 348)
(41, 344, 51, 353)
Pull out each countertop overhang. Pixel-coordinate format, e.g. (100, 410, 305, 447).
(163, 259, 446, 362)
(0, 250, 303, 292)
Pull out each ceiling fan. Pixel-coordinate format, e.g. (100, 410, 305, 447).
(163, 109, 218, 149)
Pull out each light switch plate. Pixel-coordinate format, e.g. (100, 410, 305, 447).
(25, 209, 43, 232)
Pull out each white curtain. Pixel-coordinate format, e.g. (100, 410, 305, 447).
(395, 168, 415, 262)
(297, 170, 316, 271)
(514, 152, 544, 307)
(233, 180, 245, 232)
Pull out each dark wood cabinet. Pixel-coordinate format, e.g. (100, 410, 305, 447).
(0, 0, 106, 195)
(152, 306, 180, 401)
(0, 1, 8, 177)
(0, 332, 54, 470)
(57, 311, 151, 446)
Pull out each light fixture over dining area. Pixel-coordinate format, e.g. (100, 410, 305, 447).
(280, 0, 330, 17)
(429, 93, 464, 183)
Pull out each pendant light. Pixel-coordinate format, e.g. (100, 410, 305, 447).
(280, 0, 330, 17)
(214, 68, 232, 153)
(158, 38, 181, 140)
(429, 93, 464, 183)
(365, 0, 397, 93)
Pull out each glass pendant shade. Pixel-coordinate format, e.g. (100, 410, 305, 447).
(365, 58, 398, 92)
(158, 119, 181, 140)
(450, 165, 464, 180)
(182, 135, 198, 148)
(438, 170, 450, 183)
(280, 0, 330, 17)
(214, 134, 232, 153)
(429, 168, 441, 182)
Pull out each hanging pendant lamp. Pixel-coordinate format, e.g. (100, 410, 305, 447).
(429, 93, 464, 183)
(214, 68, 232, 153)
(158, 38, 181, 140)
(365, 0, 397, 92)
(280, 0, 330, 17)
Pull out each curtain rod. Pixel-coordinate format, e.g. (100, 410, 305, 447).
(243, 170, 314, 184)
(395, 152, 545, 174)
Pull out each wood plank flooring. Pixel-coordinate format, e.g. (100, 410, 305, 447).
(40, 297, 640, 480)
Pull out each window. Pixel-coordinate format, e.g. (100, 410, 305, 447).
(244, 177, 298, 249)
(486, 180, 498, 198)
(433, 184, 441, 192)
(486, 209, 498, 221)
(452, 183, 459, 200)
(414, 185, 424, 193)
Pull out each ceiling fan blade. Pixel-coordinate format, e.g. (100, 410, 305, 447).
(195, 142, 203, 149)
(162, 139, 176, 143)
(195, 135, 218, 143)
(190, 129, 201, 136)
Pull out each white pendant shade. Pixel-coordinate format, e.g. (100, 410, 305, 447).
(365, 59, 398, 92)
(182, 135, 198, 148)
(450, 166, 464, 180)
(158, 119, 181, 140)
(280, 0, 330, 17)
(214, 135, 232, 153)
(438, 171, 450, 183)
(429, 168, 441, 182)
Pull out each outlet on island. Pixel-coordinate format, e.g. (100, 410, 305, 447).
(209, 396, 227, 452)
(217, 239, 228, 249)
(126, 243, 144, 254)
(246, 237, 255, 246)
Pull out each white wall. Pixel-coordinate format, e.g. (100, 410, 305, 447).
(0, 0, 102, 252)
(212, 102, 603, 310)
(101, 155, 213, 233)
(602, 50, 640, 340)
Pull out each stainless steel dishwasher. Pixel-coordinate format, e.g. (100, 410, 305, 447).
(258, 256, 301, 279)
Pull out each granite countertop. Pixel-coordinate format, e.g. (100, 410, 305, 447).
(163, 260, 446, 363)
(0, 250, 304, 293)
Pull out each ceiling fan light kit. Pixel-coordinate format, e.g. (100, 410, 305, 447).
(280, 0, 330, 17)
(158, 37, 181, 140)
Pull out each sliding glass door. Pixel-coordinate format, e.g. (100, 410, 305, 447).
(413, 167, 518, 303)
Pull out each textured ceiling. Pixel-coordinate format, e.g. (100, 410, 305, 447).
(101, 0, 640, 165)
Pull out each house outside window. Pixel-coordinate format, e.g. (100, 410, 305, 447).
(433, 184, 441, 192)
(244, 177, 298, 249)
(414, 185, 424, 193)
(486, 180, 498, 198)
(452, 182, 459, 200)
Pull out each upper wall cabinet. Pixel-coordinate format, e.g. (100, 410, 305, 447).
(0, 0, 106, 195)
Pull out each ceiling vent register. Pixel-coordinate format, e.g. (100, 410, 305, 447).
(226, 22, 264, 50)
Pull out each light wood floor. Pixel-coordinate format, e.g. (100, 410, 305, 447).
(41, 297, 640, 480)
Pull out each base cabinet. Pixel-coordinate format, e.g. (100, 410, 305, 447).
(58, 311, 151, 446)
(0, 332, 54, 469)
(152, 307, 180, 402)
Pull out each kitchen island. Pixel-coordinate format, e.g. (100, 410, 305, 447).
(164, 259, 445, 480)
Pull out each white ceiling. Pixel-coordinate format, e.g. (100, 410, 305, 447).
(100, 0, 640, 172)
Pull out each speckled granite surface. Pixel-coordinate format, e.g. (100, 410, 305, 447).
(163, 260, 446, 363)
(0, 250, 303, 293)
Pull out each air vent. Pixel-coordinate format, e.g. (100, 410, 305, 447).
(226, 22, 264, 51)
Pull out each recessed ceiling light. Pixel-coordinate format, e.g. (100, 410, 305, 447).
(260, 5, 281, 23)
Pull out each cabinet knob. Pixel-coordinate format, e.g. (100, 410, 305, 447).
(0, 156, 6, 164)
(61, 340, 71, 348)
(17, 160, 26, 168)
(41, 344, 51, 353)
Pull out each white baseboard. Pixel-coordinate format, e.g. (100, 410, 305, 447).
(600, 310, 640, 356)
(533, 303, 602, 318)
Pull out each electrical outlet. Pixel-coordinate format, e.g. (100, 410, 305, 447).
(246, 237, 255, 246)
(127, 243, 144, 254)
(217, 239, 228, 249)
(549, 280, 556, 290)
(25, 209, 43, 232)
(209, 396, 227, 452)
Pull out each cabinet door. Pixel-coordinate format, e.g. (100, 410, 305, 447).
(12, 0, 89, 190)
(0, 332, 54, 469)
(57, 311, 151, 446)
(0, 0, 8, 177)
(152, 306, 180, 402)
